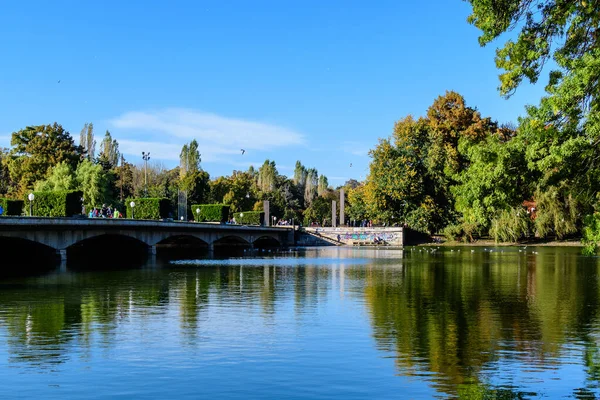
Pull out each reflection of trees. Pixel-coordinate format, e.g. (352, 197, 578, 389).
(364, 249, 600, 396)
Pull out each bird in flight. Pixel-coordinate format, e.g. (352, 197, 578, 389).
(241, 149, 245, 155)
(350, 163, 352, 167)
(57, 80, 61, 83)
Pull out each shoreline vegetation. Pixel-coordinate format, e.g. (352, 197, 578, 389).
(426, 238, 583, 247)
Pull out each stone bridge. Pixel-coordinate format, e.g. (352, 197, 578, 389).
(0, 217, 294, 261)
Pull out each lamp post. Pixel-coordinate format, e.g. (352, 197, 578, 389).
(240, 212, 244, 225)
(28, 193, 34, 217)
(130, 201, 135, 219)
(196, 207, 200, 222)
(273, 215, 276, 226)
(142, 151, 150, 197)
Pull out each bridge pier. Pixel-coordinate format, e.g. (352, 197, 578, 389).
(57, 249, 67, 262)
(208, 242, 214, 257)
(148, 245, 157, 256)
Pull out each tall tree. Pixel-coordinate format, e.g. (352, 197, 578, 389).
(0, 148, 11, 195)
(304, 168, 318, 206)
(76, 160, 112, 208)
(257, 160, 278, 192)
(317, 175, 329, 196)
(79, 122, 96, 162)
(179, 139, 201, 178)
(467, 0, 600, 240)
(98, 130, 120, 168)
(7, 123, 83, 195)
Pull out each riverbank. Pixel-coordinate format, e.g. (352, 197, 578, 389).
(424, 238, 583, 247)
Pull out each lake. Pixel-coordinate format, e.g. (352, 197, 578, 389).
(1, 246, 599, 399)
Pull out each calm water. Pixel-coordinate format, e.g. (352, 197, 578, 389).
(1, 246, 600, 399)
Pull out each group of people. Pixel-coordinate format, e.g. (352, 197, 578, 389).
(88, 204, 121, 219)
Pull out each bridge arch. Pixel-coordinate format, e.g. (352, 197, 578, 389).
(253, 235, 281, 249)
(0, 236, 58, 262)
(66, 233, 149, 265)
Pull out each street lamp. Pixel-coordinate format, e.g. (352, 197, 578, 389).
(240, 212, 244, 225)
(28, 193, 34, 216)
(130, 201, 135, 219)
(142, 151, 150, 197)
(272, 215, 276, 226)
(196, 207, 200, 222)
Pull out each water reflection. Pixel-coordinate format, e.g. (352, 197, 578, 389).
(0, 247, 599, 398)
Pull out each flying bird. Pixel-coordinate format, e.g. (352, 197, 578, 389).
(241, 149, 245, 155)
(350, 163, 352, 167)
(57, 80, 61, 83)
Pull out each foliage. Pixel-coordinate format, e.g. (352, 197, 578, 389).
(452, 134, 526, 233)
(211, 171, 256, 213)
(179, 139, 201, 178)
(34, 162, 77, 192)
(317, 175, 329, 196)
(98, 130, 120, 168)
(257, 160, 278, 192)
(26, 190, 83, 217)
(180, 170, 210, 206)
(304, 168, 318, 206)
(76, 160, 114, 209)
(489, 207, 531, 243)
(80, 122, 96, 161)
(191, 204, 230, 222)
(0, 198, 24, 216)
(7, 123, 83, 196)
(233, 211, 264, 225)
(582, 212, 600, 255)
(126, 198, 171, 220)
(303, 196, 331, 226)
(347, 185, 369, 223)
(533, 186, 578, 239)
(467, 0, 600, 99)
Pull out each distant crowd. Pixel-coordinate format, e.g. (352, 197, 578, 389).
(88, 204, 122, 219)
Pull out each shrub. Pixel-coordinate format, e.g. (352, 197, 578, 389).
(582, 212, 600, 255)
(233, 211, 264, 225)
(126, 198, 171, 220)
(191, 204, 230, 222)
(489, 207, 531, 243)
(443, 223, 466, 242)
(24, 190, 83, 217)
(0, 198, 24, 216)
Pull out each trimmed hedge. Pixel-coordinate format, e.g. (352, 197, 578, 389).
(0, 198, 24, 216)
(24, 190, 83, 217)
(191, 204, 230, 222)
(126, 198, 171, 220)
(233, 211, 264, 225)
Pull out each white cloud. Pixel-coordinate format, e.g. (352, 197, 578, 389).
(110, 108, 305, 164)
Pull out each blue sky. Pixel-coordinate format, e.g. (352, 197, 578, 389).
(0, 1, 547, 184)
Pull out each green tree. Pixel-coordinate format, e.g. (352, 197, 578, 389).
(98, 130, 120, 168)
(304, 168, 318, 206)
(180, 170, 210, 205)
(80, 122, 96, 162)
(0, 148, 11, 195)
(7, 123, 83, 196)
(34, 162, 77, 192)
(179, 139, 201, 178)
(257, 160, 278, 192)
(317, 175, 329, 196)
(76, 159, 113, 208)
(451, 133, 527, 237)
